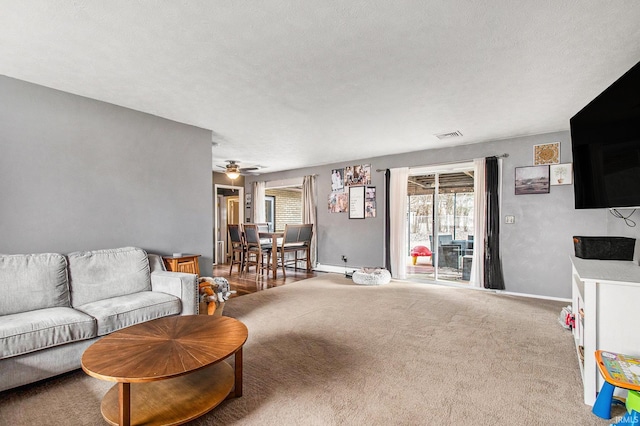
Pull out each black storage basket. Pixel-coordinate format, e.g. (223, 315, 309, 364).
(573, 236, 636, 260)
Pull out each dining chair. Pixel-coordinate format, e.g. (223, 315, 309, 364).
(278, 224, 313, 277)
(255, 222, 272, 244)
(297, 223, 313, 272)
(255, 223, 269, 232)
(227, 224, 245, 275)
(243, 223, 272, 280)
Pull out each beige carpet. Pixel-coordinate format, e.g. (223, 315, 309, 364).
(0, 274, 622, 425)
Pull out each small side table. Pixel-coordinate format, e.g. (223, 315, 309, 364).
(162, 254, 201, 276)
(593, 350, 640, 421)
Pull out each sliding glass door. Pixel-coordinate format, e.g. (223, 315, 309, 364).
(407, 163, 475, 284)
(408, 176, 434, 279)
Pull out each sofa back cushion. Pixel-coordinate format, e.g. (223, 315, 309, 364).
(67, 247, 151, 307)
(0, 253, 70, 316)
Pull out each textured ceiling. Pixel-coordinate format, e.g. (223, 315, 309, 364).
(1, 1, 639, 173)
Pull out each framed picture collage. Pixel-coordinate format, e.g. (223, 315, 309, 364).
(328, 164, 376, 218)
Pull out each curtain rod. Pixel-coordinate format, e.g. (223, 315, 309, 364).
(374, 153, 509, 172)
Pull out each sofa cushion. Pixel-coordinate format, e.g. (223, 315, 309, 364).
(0, 307, 96, 359)
(68, 247, 151, 307)
(0, 253, 70, 316)
(148, 254, 166, 273)
(75, 291, 181, 336)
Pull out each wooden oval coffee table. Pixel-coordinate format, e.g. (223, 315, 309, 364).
(82, 315, 248, 426)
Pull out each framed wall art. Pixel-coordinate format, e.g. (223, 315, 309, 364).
(550, 163, 573, 185)
(365, 201, 376, 218)
(348, 186, 365, 219)
(366, 186, 376, 201)
(515, 165, 550, 195)
(533, 142, 560, 165)
(365, 186, 376, 218)
(328, 192, 348, 213)
(331, 168, 344, 192)
(344, 164, 371, 186)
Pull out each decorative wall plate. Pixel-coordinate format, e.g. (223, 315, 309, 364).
(533, 142, 560, 165)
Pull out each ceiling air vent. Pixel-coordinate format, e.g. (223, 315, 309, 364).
(435, 130, 463, 140)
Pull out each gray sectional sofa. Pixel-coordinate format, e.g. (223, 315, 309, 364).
(0, 247, 198, 392)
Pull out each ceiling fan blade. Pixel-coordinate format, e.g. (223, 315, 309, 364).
(215, 161, 263, 175)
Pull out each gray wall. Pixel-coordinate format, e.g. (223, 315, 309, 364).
(606, 209, 640, 256)
(0, 76, 213, 276)
(246, 131, 626, 299)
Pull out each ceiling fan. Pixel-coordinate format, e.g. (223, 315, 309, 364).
(216, 160, 260, 179)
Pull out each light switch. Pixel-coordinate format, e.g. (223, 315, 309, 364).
(505, 215, 515, 224)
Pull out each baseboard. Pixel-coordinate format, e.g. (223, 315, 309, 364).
(496, 290, 571, 303)
(315, 263, 358, 276)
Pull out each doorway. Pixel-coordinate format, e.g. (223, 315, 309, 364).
(407, 163, 475, 284)
(214, 184, 244, 265)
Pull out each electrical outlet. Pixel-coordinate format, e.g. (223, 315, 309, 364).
(341, 255, 347, 263)
(505, 215, 515, 224)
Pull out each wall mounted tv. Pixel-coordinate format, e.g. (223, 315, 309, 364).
(571, 61, 640, 209)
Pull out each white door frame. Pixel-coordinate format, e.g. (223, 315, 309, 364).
(214, 184, 244, 265)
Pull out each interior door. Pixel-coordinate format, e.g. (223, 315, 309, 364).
(226, 197, 240, 260)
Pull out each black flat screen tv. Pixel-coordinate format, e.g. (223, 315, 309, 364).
(571, 61, 640, 209)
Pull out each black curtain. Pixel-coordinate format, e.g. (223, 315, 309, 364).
(484, 157, 505, 290)
(384, 169, 391, 274)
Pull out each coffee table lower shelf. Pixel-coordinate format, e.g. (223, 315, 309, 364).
(101, 362, 234, 426)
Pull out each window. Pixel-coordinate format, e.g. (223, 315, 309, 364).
(265, 195, 275, 232)
(264, 187, 302, 231)
(264, 177, 304, 231)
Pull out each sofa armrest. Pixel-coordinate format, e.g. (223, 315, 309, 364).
(150, 271, 198, 315)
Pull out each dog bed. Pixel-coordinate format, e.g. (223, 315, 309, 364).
(352, 268, 391, 285)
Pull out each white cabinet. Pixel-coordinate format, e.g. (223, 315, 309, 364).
(571, 256, 640, 405)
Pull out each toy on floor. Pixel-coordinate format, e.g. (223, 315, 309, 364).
(592, 350, 640, 425)
(613, 390, 640, 426)
(198, 277, 235, 316)
(410, 245, 432, 265)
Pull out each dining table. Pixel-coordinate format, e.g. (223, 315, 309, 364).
(259, 231, 284, 279)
